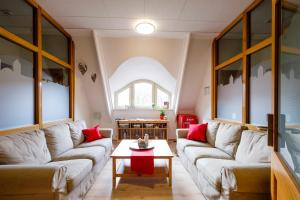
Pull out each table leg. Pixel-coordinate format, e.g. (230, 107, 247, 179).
(168, 158, 172, 187)
(112, 158, 116, 188)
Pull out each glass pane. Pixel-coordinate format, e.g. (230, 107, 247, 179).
(117, 88, 130, 108)
(217, 20, 243, 64)
(42, 58, 69, 122)
(278, 1, 300, 185)
(157, 88, 169, 109)
(42, 17, 69, 63)
(249, 46, 272, 125)
(281, 4, 300, 49)
(0, 37, 34, 130)
(134, 82, 152, 108)
(250, 0, 272, 46)
(217, 60, 243, 121)
(0, 0, 34, 43)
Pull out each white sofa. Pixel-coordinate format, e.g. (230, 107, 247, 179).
(0, 120, 113, 200)
(176, 120, 271, 200)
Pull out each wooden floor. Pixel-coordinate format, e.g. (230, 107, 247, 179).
(84, 141, 206, 200)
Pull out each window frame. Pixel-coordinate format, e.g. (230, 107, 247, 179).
(114, 86, 131, 109)
(0, 0, 75, 135)
(212, 0, 273, 124)
(114, 80, 171, 110)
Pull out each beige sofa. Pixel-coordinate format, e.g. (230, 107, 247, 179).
(176, 120, 271, 200)
(0, 120, 113, 200)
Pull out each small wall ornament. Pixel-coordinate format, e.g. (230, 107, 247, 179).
(91, 73, 97, 82)
(78, 62, 87, 75)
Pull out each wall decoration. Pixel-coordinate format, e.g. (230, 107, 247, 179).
(78, 62, 87, 75)
(204, 86, 210, 96)
(91, 73, 97, 82)
(163, 101, 169, 109)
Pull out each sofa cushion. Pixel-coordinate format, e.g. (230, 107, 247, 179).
(196, 158, 242, 190)
(187, 123, 208, 142)
(47, 159, 92, 192)
(77, 138, 112, 152)
(203, 119, 220, 146)
(82, 125, 103, 142)
(44, 124, 74, 159)
(285, 129, 300, 173)
(53, 146, 105, 165)
(68, 120, 87, 146)
(215, 123, 244, 157)
(235, 130, 271, 163)
(0, 130, 51, 165)
(185, 146, 232, 165)
(177, 138, 211, 153)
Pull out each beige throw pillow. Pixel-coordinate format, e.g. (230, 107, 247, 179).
(0, 130, 51, 164)
(215, 123, 243, 157)
(44, 123, 74, 159)
(235, 130, 271, 163)
(203, 119, 220, 146)
(68, 120, 87, 146)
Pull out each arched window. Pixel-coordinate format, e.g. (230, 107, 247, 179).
(114, 80, 171, 109)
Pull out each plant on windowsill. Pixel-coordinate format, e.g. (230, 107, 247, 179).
(152, 103, 156, 110)
(160, 110, 165, 120)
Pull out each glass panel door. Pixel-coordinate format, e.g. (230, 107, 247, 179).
(42, 57, 70, 122)
(0, 37, 35, 129)
(217, 60, 243, 121)
(278, 0, 300, 184)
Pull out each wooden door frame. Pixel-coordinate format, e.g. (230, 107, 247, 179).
(271, 0, 300, 199)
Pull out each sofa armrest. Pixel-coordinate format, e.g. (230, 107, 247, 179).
(100, 128, 114, 138)
(0, 165, 67, 195)
(176, 129, 189, 139)
(221, 164, 270, 194)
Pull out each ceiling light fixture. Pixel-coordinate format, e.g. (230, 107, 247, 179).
(135, 21, 156, 35)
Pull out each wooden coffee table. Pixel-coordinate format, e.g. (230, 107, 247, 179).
(111, 140, 173, 188)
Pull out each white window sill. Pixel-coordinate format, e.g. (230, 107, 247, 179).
(113, 108, 174, 112)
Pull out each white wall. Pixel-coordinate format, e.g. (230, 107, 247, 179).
(73, 34, 113, 128)
(96, 35, 189, 139)
(178, 37, 213, 122)
(72, 33, 214, 139)
(99, 37, 186, 78)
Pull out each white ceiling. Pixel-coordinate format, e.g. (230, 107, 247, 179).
(36, 0, 254, 37)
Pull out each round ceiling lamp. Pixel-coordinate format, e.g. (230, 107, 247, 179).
(135, 21, 156, 35)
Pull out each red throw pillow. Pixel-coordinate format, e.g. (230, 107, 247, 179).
(187, 123, 208, 142)
(82, 125, 102, 142)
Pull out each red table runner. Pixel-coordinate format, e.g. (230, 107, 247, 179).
(131, 149, 154, 175)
